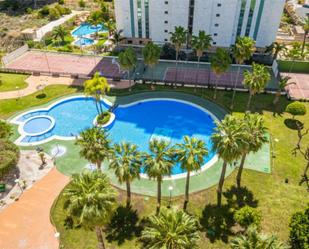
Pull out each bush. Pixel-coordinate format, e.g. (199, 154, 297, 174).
(0, 139, 20, 179)
(57, 44, 73, 52)
(79, 0, 86, 8)
(289, 204, 309, 249)
(39, 6, 50, 16)
(286, 101, 307, 119)
(97, 112, 111, 125)
(25, 7, 33, 14)
(0, 120, 12, 139)
(58, 0, 65, 4)
(234, 206, 262, 230)
(48, 7, 61, 20)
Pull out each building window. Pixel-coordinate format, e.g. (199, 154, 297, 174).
(164, 39, 168, 42)
(164, 11, 168, 14)
(214, 33, 218, 36)
(137, 0, 142, 38)
(245, 0, 257, 36)
(164, 20, 168, 24)
(216, 14, 220, 17)
(165, 1, 168, 4)
(145, 0, 150, 38)
(214, 23, 219, 27)
(164, 30, 168, 33)
(213, 42, 217, 45)
(217, 3, 221, 7)
(237, 0, 246, 36)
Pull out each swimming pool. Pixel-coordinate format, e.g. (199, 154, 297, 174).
(12, 96, 218, 176)
(72, 23, 106, 37)
(74, 37, 95, 46)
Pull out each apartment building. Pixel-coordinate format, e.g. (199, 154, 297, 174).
(114, 0, 285, 48)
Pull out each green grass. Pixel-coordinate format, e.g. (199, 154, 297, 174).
(0, 84, 82, 119)
(0, 73, 28, 92)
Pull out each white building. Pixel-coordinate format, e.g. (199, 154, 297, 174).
(114, 0, 285, 48)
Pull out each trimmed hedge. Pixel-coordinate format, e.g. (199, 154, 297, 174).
(0, 139, 20, 179)
(286, 101, 307, 118)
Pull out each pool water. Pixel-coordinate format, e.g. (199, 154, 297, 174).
(17, 97, 217, 175)
(72, 23, 106, 37)
(23, 117, 53, 135)
(74, 37, 95, 46)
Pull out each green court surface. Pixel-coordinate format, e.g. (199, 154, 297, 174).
(12, 91, 271, 197)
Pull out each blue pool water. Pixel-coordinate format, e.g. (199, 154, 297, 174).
(23, 117, 52, 135)
(17, 97, 217, 175)
(72, 23, 106, 37)
(74, 37, 95, 46)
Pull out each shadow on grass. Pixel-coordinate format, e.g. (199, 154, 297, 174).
(106, 205, 143, 245)
(223, 186, 258, 209)
(284, 118, 304, 131)
(36, 93, 47, 99)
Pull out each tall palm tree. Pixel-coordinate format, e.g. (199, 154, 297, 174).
(64, 171, 117, 249)
(230, 226, 288, 249)
(169, 26, 187, 83)
(144, 139, 174, 215)
(301, 16, 309, 56)
(191, 31, 212, 88)
(211, 48, 231, 99)
(266, 42, 287, 61)
(243, 63, 271, 110)
(231, 36, 256, 109)
(174, 136, 208, 211)
(237, 113, 268, 188)
(141, 207, 200, 249)
(52, 25, 68, 44)
(118, 47, 137, 89)
(84, 72, 110, 115)
(109, 142, 142, 206)
(273, 76, 296, 105)
(75, 127, 111, 170)
(105, 18, 116, 37)
(211, 115, 244, 207)
(142, 41, 161, 84)
(110, 29, 125, 49)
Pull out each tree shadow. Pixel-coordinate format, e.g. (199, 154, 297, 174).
(284, 118, 303, 131)
(223, 186, 258, 209)
(200, 204, 235, 243)
(106, 205, 143, 245)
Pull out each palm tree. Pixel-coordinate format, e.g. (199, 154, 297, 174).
(174, 136, 208, 211)
(301, 16, 309, 56)
(52, 25, 68, 44)
(191, 31, 212, 88)
(169, 26, 187, 83)
(75, 127, 111, 170)
(105, 18, 116, 37)
(109, 142, 142, 206)
(273, 76, 296, 105)
(211, 115, 244, 207)
(144, 139, 174, 214)
(237, 113, 268, 188)
(84, 72, 110, 115)
(118, 47, 137, 89)
(231, 36, 256, 109)
(110, 29, 125, 49)
(141, 207, 200, 249)
(64, 171, 117, 249)
(142, 41, 161, 84)
(211, 48, 231, 99)
(230, 226, 288, 249)
(243, 63, 271, 110)
(88, 10, 104, 38)
(266, 42, 287, 61)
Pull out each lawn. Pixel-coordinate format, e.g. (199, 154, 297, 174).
(0, 73, 28, 92)
(2, 83, 308, 248)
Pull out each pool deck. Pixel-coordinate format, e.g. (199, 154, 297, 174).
(11, 91, 272, 197)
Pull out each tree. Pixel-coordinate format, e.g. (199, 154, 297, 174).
(169, 26, 187, 83)
(88, 10, 104, 38)
(52, 25, 68, 44)
(211, 115, 243, 207)
(266, 42, 287, 61)
(174, 136, 208, 211)
(0, 120, 12, 139)
(110, 29, 125, 49)
(105, 18, 116, 37)
(234, 206, 262, 230)
(64, 171, 117, 249)
(243, 63, 271, 110)
(191, 31, 212, 88)
(301, 16, 309, 56)
(237, 113, 268, 188)
(141, 207, 200, 249)
(143, 139, 174, 214)
(231, 226, 288, 249)
(109, 142, 142, 206)
(289, 204, 309, 249)
(231, 36, 256, 109)
(285, 101, 307, 120)
(75, 127, 111, 170)
(84, 72, 110, 115)
(211, 48, 231, 99)
(273, 76, 296, 105)
(142, 42, 161, 84)
(118, 47, 137, 89)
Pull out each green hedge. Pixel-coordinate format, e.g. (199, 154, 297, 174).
(278, 60, 309, 73)
(0, 139, 20, 179)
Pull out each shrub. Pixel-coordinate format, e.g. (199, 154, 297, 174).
(58, 0, 65, 4)
(48, 7, 61, 20)
(79, 0, 86, 8)
(289, 204, 309, 249)
(39, 6, 50, 17)
(234, 206, 262, 230)
(0, 139, 20, 179)
(286, 101, 307, 119)
(97, 112, 111, 125)
(0, 120, 12, 139)
(25, 7, 32, 14)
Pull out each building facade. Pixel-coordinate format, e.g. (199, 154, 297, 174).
(114, 0, 285, 48)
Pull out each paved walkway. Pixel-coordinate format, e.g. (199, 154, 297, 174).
(0, 75, 132, 100)
(0, 167, 69, 249)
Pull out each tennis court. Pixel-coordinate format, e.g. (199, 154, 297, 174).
(281, 72, 309, 100)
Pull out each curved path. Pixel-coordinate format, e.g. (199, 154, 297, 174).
(0, 167, 69, 249)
